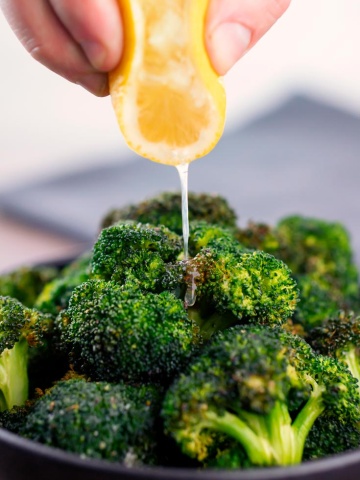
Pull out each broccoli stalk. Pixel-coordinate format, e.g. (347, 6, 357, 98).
(0, 340, 28, 412)
(194, 392, 325, 465)
(163, 325, 360, 467)
(346, 348, 360, 386)
(0, 296, 53, 411)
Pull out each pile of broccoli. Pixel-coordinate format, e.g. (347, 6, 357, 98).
(0, 191, 359, 469)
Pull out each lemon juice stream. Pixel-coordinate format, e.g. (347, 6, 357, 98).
(176, 163, 198, 307)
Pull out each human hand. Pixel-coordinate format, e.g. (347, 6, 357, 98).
(0, 0, 291, 97)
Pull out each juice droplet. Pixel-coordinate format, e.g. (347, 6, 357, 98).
(176, 163, 190, 259)
(184, 264, 200, 308)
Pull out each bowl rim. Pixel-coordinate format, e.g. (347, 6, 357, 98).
(1, 427, 360, 480)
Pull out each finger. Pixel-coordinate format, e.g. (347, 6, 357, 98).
(49, 0, 123, 72)
(0, 0, 108, 96)
(206, 0, 291, 75)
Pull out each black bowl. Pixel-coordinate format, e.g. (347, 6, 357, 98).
(1, 258, 359, 480)
(0, 427, 360, 480)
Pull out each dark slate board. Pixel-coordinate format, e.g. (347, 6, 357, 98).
(1, 95, 360, 261)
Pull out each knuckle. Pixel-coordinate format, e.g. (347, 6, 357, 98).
(26, 38, 49, 63)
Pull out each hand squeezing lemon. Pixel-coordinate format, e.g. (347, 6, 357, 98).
(109, 0, 226, 166)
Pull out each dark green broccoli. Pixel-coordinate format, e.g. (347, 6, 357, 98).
(276, 216, 358, 290)
(0, 403, 33, 434)
(236, 216, 359, 327)
(205, 439, 251, 469)
(186, 238, 299, 332)
(162, 325, 360, 467)
(92, 222, 183, 292)
(100, 191, 237, 235)
(0, 296, 53, 411)
(235, 221, 281, 255)
(188, 220, 239, 257)
(21, 379, 163, 465)
(58, 279, 197, 384)
(277, 216, 359, 323)
(34, 252, 92, 315)
(0, 265, 58, 308)
(294, 275, 343, 328)
(303, 415, 360, 461)
(307, 310, 360, 389)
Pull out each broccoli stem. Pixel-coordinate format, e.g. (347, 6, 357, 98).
(206, 393, 326, 467)
(291, 381, 325, 463)
(342, 347, 360, 392)
(205, 410, 275, 465)
(240, 402, 300, 465)
(265, 402, 296, 465)
(187, 308, 238, 340)
(0, 340, 29, 412)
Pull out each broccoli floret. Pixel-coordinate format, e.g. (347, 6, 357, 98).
(294, 275, 343, 328)
(92, 222, 183, 292)
(304, 414, 360, 460)
(101, 191, 237, 234)
(0, 403, 33, 434)
(276, 216, 359, 307)
(186, 238, 299, 330)
(21, 379, 163, 465)
(188, 220, 239, 257)
(237, 216, 359, 327)
(58, 279, 197, 384)
(235, 221, 281, 255)
(308, 310, 360, 389)
(35, 252, 92, 315)
(0, 266, 58, 308)
(162, 325, 360, 467)
(0, 296, 53, 411)
(276, 216, 358, 284)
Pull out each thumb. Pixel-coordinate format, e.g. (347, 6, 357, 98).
(205, 0, 291, 75)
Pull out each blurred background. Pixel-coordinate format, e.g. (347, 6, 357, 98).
(1, 0, 360, 270)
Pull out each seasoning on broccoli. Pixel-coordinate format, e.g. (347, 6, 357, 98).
(162, 325, 360, 467)
(101, 191, 237, 235)
(21, 379, 163, 465)
(58, 279, 197, 384)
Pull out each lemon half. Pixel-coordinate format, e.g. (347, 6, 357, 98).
(109, 0, 226, 166)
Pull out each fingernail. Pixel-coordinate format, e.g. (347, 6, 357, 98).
(76, 73, 109, 97)
(209, 23, 252, 75)
(81, 41, 107, 71)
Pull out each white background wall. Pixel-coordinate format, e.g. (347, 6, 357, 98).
(1, 0, 360, 191)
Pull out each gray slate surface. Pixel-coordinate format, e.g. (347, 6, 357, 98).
(1, 95, 360, 260)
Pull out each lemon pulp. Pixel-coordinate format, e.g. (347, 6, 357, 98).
(109, 0, 226, 166)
